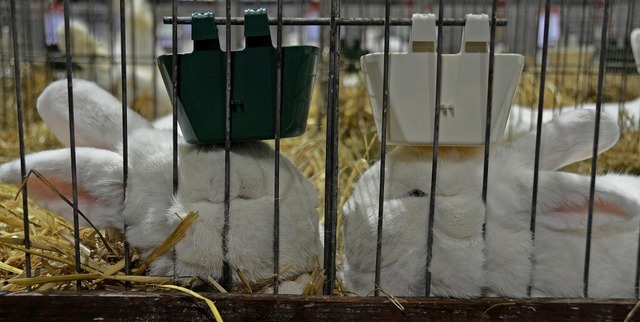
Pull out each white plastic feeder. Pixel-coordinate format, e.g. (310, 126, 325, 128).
(361, 14, 524, 146)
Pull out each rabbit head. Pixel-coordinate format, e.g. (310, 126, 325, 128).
(342, 146, 487, 298)
(0, 79, 322, 293)
(342, 109, 640, 298)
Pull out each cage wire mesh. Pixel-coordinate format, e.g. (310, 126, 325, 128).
(0, 0, 640, 302)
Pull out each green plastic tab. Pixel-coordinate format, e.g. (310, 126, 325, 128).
(244, 8, 270, 38)
(157, 8, 319, 144)
(192, 12, 217, 41)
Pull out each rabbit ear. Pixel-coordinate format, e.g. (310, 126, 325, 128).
(509, 109, 619, 170)
(533, 171, 639, 230)
(37, 79, 153, 151)
(0, 148, 125, 229)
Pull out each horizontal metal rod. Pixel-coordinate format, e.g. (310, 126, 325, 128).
(163, 16, 507, 26)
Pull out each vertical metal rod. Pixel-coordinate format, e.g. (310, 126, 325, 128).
(580, 1, 596, 109)
(128, 0, 137, 110)
(373, 0, 391, 297)
(296, 1, 303, 44)
(584, 0, 610, 299)
(119, 0, 132, 279)
(480, 0, 498, 277)
(522, 0, 532, 67)
(425, 0, 444, 297)
(61, 0, 81, 290)
(20, 1, 34, 123)
(527, 0, 552, 297)
(627, 0, 640, 301)
(171, 0, 179, 282)
(10, 0, 31, 282)
(574, 0, 589, 110)
(222, 0, 233, 290)
(515, 0, 522, 55)
(557, 0, 569, 98)
(152, 4, 159, 120)
(88, 0, 97, 84)
(272, 0, 284, 294)
(108, 0, 116, 94)
(0, 8, 7, 130)
(323, 0, 340, 296)
(552, 0, 565, 112)
(619, 0, 635, 131)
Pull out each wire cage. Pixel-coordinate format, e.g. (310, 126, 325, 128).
(1, 0, 640, 320)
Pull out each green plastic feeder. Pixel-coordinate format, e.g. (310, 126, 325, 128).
(157, 9, 319, 144)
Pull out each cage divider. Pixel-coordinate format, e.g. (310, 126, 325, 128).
(129, 0, 138, 112)
(528, 0, 552, 298)
(9, 0, 31, 285)
(626, 0, 640, 300)
(323, 0, 341, 296)
(152, 4, 159, 120)
(574, 0, 589, 110)
(171, 0, 180, 284)
(61, 0, 82, 290)
(273, 0, 284, 294)
(479, 0, 498, 297)
(118, 0, 132, 284)
(585, 0, 611, 299)
(373, 0, 391, 298)
(222, 0, 233, 291)
(425, 0, 445, 298)
(0, 3, 7, 130)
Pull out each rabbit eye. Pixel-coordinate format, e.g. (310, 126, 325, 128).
(404, 189, 427, 198)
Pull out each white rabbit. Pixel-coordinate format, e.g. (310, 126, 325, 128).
(342, 109, 640, 298)
(57, 0, 173, 117)
(0, 79, 323, 294)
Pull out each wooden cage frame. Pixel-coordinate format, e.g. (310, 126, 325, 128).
(1, 292, 639, 321)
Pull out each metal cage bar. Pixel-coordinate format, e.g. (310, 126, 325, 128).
(2, 0, 640, 303)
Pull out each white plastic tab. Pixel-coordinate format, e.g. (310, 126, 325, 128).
(462, 14, 490, 53)
(410, 13, 436, 53)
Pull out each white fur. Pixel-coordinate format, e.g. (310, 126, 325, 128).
(506, 102, 640, 138)
(0, 79, 322, 294)
(343, 109, 640, 298)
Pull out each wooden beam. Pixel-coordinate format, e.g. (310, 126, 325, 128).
(0, 292, 638, 321)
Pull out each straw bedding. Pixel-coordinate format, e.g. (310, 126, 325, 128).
(1, 63, 639, 293)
